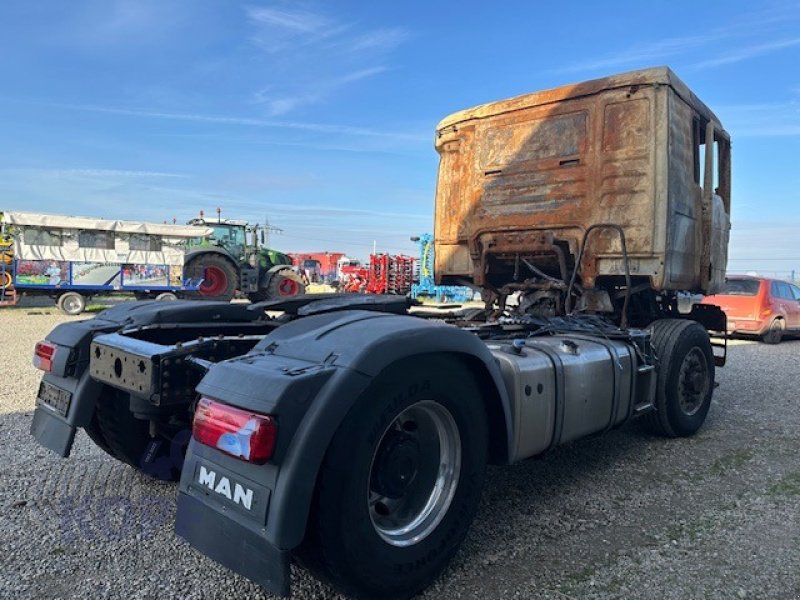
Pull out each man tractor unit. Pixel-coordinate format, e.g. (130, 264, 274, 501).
(30, 68, 730, 598)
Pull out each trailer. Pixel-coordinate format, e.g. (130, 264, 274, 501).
(0, 211, 209, 313)
(30, 67, 729, 599)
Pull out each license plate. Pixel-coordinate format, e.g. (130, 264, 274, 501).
(36, 380, 72, 417)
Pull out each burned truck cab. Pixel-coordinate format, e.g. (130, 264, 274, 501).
(433, 67, 731, 323)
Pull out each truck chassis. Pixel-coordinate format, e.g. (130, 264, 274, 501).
(31, 293, 724, 598)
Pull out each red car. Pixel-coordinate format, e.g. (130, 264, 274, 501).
(703, 276, 800, 343)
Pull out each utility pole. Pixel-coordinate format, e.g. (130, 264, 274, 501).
(262, 216, 283, 248)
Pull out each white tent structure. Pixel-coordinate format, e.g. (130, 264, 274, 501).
(3, 211, 212, 265)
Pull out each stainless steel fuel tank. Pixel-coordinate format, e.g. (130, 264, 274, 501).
(488, 335, 636, 462)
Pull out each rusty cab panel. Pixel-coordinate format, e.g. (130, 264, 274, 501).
(433, 67, 730, 296)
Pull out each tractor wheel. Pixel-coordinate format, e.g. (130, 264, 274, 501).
(186, 254, 237, 302)
(251, 269, 305, 302)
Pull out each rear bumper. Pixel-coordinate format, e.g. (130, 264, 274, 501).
(175, 491, 290, 597)
(727, 318, 768, 335)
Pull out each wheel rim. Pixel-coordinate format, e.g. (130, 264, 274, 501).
(63, 295, 81, 314)
(677, 346, 709, 416)
(277, 276, 300, 297)
(367, 400, 461, 547)
(199, 266, 228, 297)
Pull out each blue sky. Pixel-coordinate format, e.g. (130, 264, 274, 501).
(1, 1, 799, 275)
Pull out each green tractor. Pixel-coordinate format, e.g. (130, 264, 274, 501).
(183, 217, 304, 302)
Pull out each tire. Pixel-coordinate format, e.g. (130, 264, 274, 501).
(57, 292, 86, 315)
(185, 254, 238, 301)
(761, 319, 784, 344)
(93, 388, 189, 481)
(642, 319, 715, 438)
(155, 292, 178, 301)
(251, 268, 306, 302)
(296, 356, 488, 599)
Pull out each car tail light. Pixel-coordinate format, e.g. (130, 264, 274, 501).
(192, 397, 277, 464)
(33, 341, 57, 372)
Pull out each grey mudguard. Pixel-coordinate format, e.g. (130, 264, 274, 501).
(185, 309, 512, 552)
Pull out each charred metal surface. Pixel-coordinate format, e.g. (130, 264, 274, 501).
(433, 66, 731, 296)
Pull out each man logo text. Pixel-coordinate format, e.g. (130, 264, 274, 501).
(198, 466, 253, 510)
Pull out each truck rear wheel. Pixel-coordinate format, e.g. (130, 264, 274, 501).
(186, 254, 237, 301)
(643, 319, 714, 438)
(93, 388, 188, 481)
(297, 357, 488, 599)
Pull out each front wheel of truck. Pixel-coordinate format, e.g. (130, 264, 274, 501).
(643, 319, 715, 438)
(297, 356, 488, 599)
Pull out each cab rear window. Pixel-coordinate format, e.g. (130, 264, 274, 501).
(719, 279, 760, 296)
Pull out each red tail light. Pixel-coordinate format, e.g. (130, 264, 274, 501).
(192, 397, 277, 464)
(33, 341, 57, 372)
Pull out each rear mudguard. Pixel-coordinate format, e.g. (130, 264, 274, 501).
(31, 300, 258, 456)
(182, 309, 513, 552)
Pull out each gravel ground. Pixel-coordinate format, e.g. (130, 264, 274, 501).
(1, 305, 799, 599)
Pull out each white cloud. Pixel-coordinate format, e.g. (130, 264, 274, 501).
(245, 6, 334, 33)
(49, 101, 427, 142)
(555, 5, 800, 74)
(0, 168, 188, 179)
(252, 66, 388, 116)
(689, 38, 800, 70)
(717, 101, 800, 137)
(242, 4, 409, 115)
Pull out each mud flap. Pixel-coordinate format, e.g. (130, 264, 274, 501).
(30, 407, 76, 457)
(175, 492, 290, 597)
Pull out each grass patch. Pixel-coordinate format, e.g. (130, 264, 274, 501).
(84, 304, 109, 314)
(709, 448, 754, 476)
(666, 516, 717, 543)
(767, 472, 800, 497)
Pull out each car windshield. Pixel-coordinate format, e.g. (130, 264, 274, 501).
(718, 278, 760, 296)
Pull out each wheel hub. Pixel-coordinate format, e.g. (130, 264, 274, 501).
(199, 266, 228, 296)
(678, 347, 709, 415)
(371, 433, 421, 499)
(367, 401, 462, 548)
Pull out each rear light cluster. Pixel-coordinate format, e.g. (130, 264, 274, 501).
(192, 397, 277, 464)
(33, 341, 57, 372)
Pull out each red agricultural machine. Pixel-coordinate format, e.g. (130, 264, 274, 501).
(365, 253, 416, 295)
